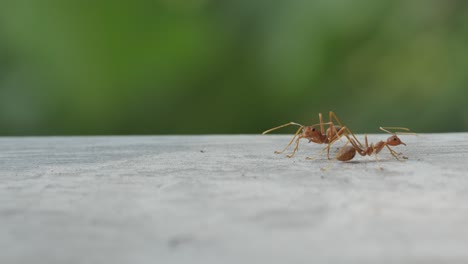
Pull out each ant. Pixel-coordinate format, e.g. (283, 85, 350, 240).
(333, 127, 415, 162)
(262, 111, 357, 159)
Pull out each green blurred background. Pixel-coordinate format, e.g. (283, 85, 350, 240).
(0, 0, 467, 135)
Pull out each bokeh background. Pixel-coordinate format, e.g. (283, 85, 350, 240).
(0, 0, 467, 135)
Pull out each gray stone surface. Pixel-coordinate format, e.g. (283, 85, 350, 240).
(1, 134, 468, 264)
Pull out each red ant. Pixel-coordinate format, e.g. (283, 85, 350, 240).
(262, 111, 356, 159)
(333, 127, 415, 161)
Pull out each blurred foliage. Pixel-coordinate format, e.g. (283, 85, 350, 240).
(0, 0, 467, 135)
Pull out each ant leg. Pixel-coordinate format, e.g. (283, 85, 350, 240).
(340, 130, 367, 156)
(327, 111, 338, 140)
(274, 127, 302, 154)
(318, 113, 325, 135)
(329, 111, 364, 148)
(326, 126, 347, 160)
(306, 144, 331, 160)
(385, 145, 405, 161)
(287, 137, 302, 158)
(262, 122, 303, 135)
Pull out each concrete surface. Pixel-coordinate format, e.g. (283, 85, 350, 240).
(1, 133, 468, 264)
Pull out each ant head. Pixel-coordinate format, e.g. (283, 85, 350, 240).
(380, 127, 414, 146)
(386, 135, 406, 146)
(302, 126, 322, 139)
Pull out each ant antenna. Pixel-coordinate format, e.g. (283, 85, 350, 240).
(262, 122, 333, 135)
(262, 122, 303, 135)
(379, 127, 417, 136)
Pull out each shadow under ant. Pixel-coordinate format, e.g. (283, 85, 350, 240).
(339, 158, 405, 164)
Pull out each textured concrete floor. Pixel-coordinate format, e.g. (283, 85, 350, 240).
(1, 134, 468, 264)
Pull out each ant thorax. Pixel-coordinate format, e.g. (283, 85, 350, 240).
(367, 141, 385, 155)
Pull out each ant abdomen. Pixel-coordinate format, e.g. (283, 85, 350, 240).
(336, 145, 356, 161)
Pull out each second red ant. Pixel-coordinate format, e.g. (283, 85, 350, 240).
(332, 127, 415, 162)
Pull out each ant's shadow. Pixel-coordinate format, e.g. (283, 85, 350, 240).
(340, 159, 404, 164)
